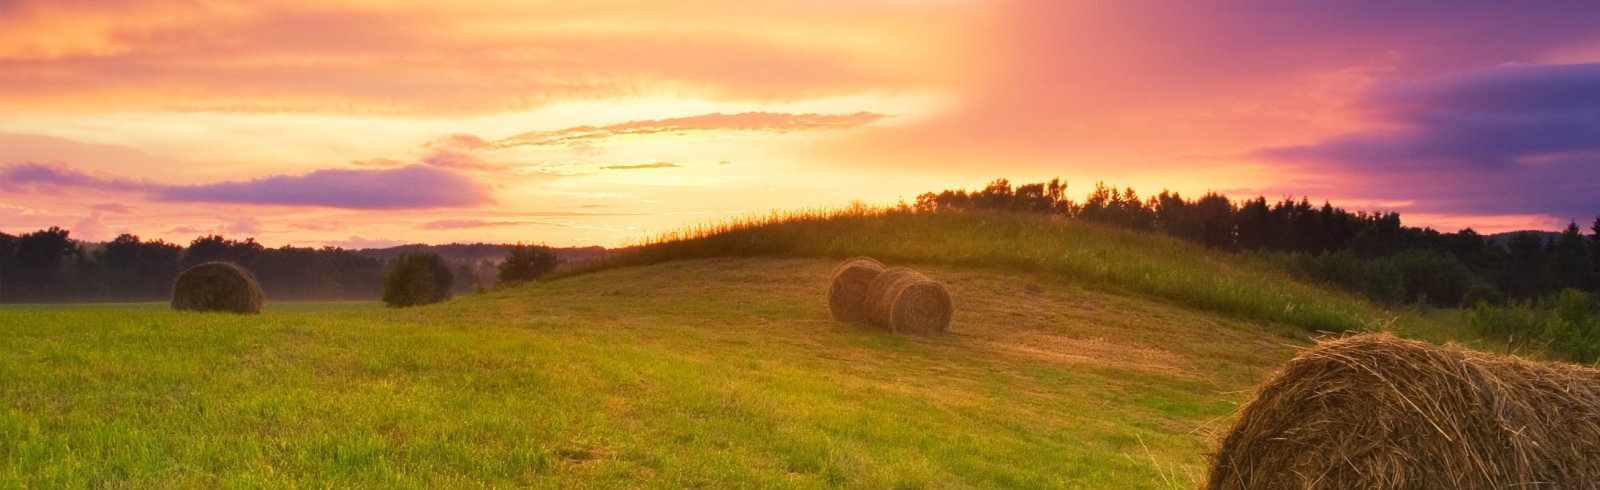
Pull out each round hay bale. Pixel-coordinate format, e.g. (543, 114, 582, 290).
(171, 261, 265, 314)
(864, 267, 951, 334)
(828, 256, 885, 322)
(1206, 333, 1600, 490)
(888, 279, 951, 334)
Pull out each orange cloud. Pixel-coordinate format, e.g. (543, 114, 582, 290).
(496, 111, 887, 148)
(600, 162, 681, 170)
(0, 2, 932, 114)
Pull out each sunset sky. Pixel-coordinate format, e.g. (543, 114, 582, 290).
(3, 0, 1599, 248)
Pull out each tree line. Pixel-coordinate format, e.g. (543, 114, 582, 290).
(916, 179, 1600, 307)
(0, 231, 567, 303)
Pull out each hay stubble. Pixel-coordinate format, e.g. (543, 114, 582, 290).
(1206, 333, 1600, 490)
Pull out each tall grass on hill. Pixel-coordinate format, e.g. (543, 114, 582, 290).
(564, 206, 1397, 334)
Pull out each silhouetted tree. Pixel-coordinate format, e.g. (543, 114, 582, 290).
(382, 252, 452, 307)
(1391, 249, 1475, 307)
(93, 234, 182, 299)
(1194, 193, 1234, 249)
(1591, 216, 1600, 288)
(1046, 178, 1070, 215)
(1503, 231, 1549, 300)
(499, 242, 559, 285)
(1012, 182, 1054, 213)
(5, 227, 79, 299)
(1442, 229, 1491, 273)
(184, 235, 264, 267)
(1153, 190, 1200, 242)
(972, 178, 1013, 211)
(0, 231, 18, 299)
(453, 263, 477, 294)
(1550, 222, 1592, 292)
(1234, 197, 1272, 250)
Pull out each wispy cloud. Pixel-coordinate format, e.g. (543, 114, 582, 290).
(0, 202, 47, 216)
(89, 203, 133, 213)
(290, 221, 344, 232)
(0, 162, 494, 210)
(600, 162, 682, 170)
(324, 236, 408, 249)
(496, 111, 887, 148)
(419, 218, 521, 230)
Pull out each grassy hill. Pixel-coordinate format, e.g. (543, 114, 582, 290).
(0, 211, 1487, 488)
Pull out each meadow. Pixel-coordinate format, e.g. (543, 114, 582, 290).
(1, 211, 1500, 488)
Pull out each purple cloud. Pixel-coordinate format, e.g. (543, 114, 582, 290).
(158, 165, 493, 209)
(0, 162, 494, 210)
(0, 162, 154, 193)
(1256, 62, 1600, 220)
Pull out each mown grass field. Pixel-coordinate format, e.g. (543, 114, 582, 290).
(1, 213, 1495, 488)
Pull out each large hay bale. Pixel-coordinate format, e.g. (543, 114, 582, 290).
(828, 256, 885, 322)
(863, 267, 951, 334)
(1206, 333, 1600, 490)
(171, 261, 265, 314)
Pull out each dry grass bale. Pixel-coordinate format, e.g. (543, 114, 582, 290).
(828, 256, 885, 322)
(171, 261, 265, 314)
(864, 267, 952, 334)
(1206, 333, 1600, 490)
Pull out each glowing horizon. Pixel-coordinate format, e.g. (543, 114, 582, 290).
(4, 0, 1599, 248)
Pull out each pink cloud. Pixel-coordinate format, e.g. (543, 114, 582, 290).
(419, 148, 499, 171)
(71, 211, 111, 242)
(221, 216, 264, 235)
(426, 133, 491, 151)
(89, 202, 133, 213)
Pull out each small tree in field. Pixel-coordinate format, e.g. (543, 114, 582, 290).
(499, 242, 559, 285)
(383, 252, 453, 307)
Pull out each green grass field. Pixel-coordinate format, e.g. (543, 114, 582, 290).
(1, 212, 1495, 488)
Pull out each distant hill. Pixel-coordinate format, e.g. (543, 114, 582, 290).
(355, 243, 610, 265)
(1486, 230, 1560, 248)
